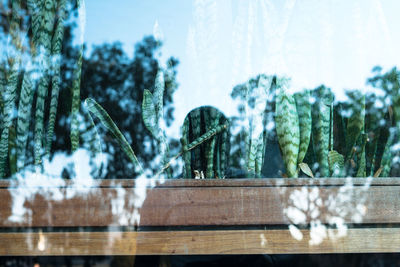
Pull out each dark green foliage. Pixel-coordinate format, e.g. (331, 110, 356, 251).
(294, 90, 312, 164)
(73, 39, 179, 178)
(230, 74, 276, 177)
(311, 85, 334, 177)
(181, 106, 230, 179)
(46, 0, 68, 155)
(275, 80, 300, 178)
(33, 0, 56, 165)
(85, 98, 144, 174)
(142, 70, 171, 178)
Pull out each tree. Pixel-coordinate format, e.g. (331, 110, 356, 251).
(52, 36, 180, 178)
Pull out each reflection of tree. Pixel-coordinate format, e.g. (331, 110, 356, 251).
(0, 1, 180, 178)
(230, 74, 284, 177)
(229, 67, 400, 178)
(53, 36, 180, 178)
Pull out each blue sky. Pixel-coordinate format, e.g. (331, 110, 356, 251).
(84, 0, 400, 137)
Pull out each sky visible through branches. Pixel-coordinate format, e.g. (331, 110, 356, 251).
(85, 0, 400, 137)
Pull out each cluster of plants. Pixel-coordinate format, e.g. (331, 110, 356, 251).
(0, 0, 81, 178)
(0, 0, 180, 179)
(229, 72, 400, 178)
(1, 1, 399, 179)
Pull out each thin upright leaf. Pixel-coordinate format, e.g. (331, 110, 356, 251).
(275, 80, 300, 178)
(85, 98, 144, 174)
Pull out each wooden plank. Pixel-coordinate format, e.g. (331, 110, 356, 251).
(1, 178, 400, 189)
(1, 228, 400, 255)
(1, 183, 400, 227)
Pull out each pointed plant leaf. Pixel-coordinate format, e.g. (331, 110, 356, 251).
(345, 93, 365, 160)
(275, 83, 300, 178)
(299, 162, 314, 178)
(153, 70, 164, 126)
(142, 89, 159, 138)
(312, 86, 333, 177)
(85, 98, 144, 174)
(294, 90, 312, 164)
(187, 124, 228, 151)
(356, 134, 367, 177)
(374, 166, 383, 178)
(70, 45, 83, 152)
(46, 0, 68, 155)
(33, 0, 57, 163)
(380, 129, 394, 177)
(156, 123, 228, 177)
(328, 150, 344, 177)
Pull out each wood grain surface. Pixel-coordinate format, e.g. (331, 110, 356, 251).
(0, 179, 399, 227)
(1, 178, 400, 188)
(2, 228, 400, 255)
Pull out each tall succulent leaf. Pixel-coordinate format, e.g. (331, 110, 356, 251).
(356, 134, 367, 177)
(205, 111, 219, 178)
(8, 125, 17, 175)
(85, 98, 144, 174)
(33, 0, 56, 164)
(190, 108, 201, 171)
(46, 0, 68, 155)
(311, 86, 333, 177)
(247, 76, 272, 176)
(294, 90, 312, 164)
(275, 81, 300, 178)
(0, 71, 18, 178)
(380, 129, 394, 177)
(70, 0, 86, 152)
(27, 0, 44, 47)
(142, 89, 159, 137)
(345, 93, 365, 160)
(83, 108, 102, 156)
(70, 46, 84, 152)
(153, 70, 165, 128)
(0, 69, 5, 121)
(180, 120, 191, 178)
(0, 0, 23, 177)
(142, 70, 171, 177)
(16, 72, 34, 170)
(328, 150, 344, 177)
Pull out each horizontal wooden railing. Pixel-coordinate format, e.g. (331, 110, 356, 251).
(0, 178, 399, 255)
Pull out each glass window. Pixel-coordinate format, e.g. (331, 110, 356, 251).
(1, 0, 400, 266)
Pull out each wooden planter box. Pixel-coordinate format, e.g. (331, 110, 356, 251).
(0, 178, 399, 256)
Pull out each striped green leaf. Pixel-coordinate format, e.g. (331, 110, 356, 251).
(16, 72, 34, 170)
(33, 0, 56, 164)
(85, 98, 144, 175)
(345, 93, 365, 160)
(294, 90, 312, 164)
(275, 82, 300, 178)
(380, 129, 394, 177)
(0, 0, 23, 177)
(180, 121, 191, 178)
(312, 86, 333, 177)
(328, 150, 344, 177)
(187, 124, 228, 151)
(153, 70, 164, 127)
(0, 71, 19, 178)
(247, 76, 272, 176)
(142, 89, 159, 138)
(46, 0, 68, 155)
(70, 46, 83, 152)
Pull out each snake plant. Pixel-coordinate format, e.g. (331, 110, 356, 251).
(180, 106, 229, 178)
(0, 0, 85, 178)
(142, 69, 171, 177)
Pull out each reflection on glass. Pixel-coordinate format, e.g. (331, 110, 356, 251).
(1, 0, 400, 265)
